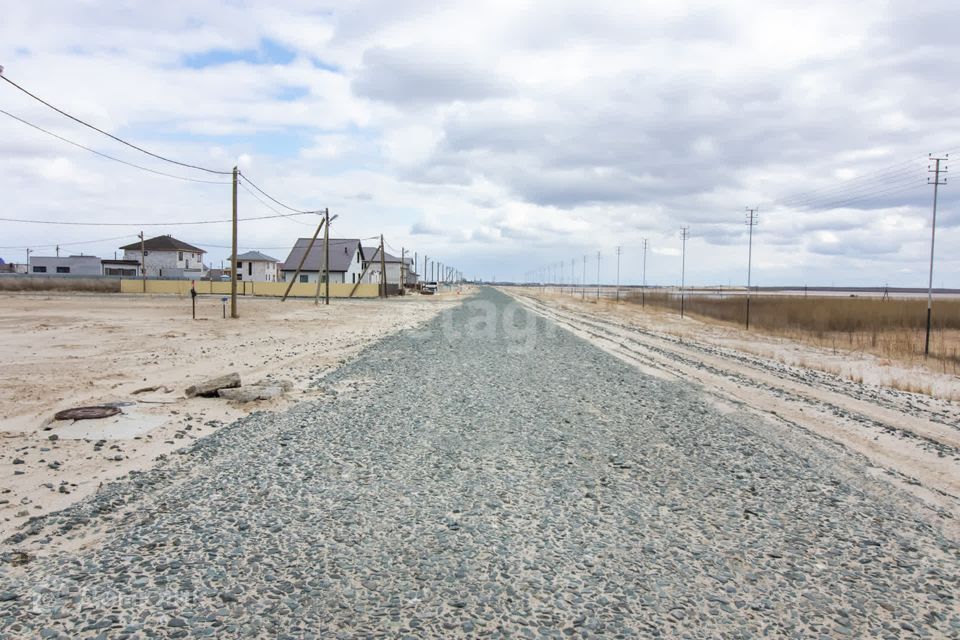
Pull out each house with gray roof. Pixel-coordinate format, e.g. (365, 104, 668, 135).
(119, 235, 206, 279)
(360, 246, 407, 286)
(280, 238, 364, 285)
(235, 251, 280, 282)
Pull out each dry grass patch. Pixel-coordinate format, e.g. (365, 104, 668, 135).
(623, 291, 960, 376)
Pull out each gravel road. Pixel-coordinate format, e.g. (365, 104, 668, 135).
(1, 287, 957, 638)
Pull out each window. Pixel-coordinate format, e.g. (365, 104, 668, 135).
(32, 266, 47, 273)
(56, 266, 70, 274)
(299, 274, 308, 283)
(248, 262, 252, 276)
(237, 274, 242, 280)
(236, 261, 242, 268)
(178, 251, 183, 260)
(143, 251, 149, 256)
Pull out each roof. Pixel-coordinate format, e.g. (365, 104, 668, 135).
(236, 251, 279, 263)
(280, 238, 361, 273)
(119, 235, 205, 253)
(361, 246, 403, 263)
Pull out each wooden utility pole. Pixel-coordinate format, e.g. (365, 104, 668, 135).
(324, 209, 330, 306)
(230, 166, 239, 318)
(139, 231, 146, 293)
(680, 226, 690, 318)
(745, 208, 758, 330)
(400, 247, 406, 293)
(281, 219, 325, 301)
(380, 235, 387, 298)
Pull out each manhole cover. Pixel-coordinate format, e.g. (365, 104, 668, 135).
(54, 406, 122, 421)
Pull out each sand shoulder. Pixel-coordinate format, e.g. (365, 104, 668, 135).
(0, 290, 465, 543)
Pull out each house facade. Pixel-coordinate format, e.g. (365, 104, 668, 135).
(360, 246, 405, 285)
(119, 235, 206, 279)
(101, 259, 141, 277)
(28, 255, 102, 276)
(235, 251, 280, 282)
(280, 238, 365, 284)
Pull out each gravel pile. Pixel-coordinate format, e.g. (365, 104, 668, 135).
(1, 288, 957, 638)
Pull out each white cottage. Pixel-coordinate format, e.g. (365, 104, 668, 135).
(280, 238, 365, 284)
(235, 251, 280, 282)
(119, 235, 206, 279)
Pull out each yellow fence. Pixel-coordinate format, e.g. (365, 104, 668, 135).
(120, 279, 381, 298)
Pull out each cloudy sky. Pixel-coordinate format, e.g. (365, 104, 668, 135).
(1, 0, 958, 286)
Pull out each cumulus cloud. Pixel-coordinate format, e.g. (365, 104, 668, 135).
(0, 0, 957, 286)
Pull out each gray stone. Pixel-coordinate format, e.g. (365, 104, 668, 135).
(184, 372, 241, 398)
(218, 386, 284, 402)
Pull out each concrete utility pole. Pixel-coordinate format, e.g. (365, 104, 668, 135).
(55, 244, 60, 258)
(596, 251, 601, 301)
(680, 226, 690, 318)
(925, 155, 948, 356)
(615, 246, 622, 302)
(641, 238, 648, 307)
(230, 166, 238, 319)
(745, 207, 758, 329)
(25, 247, 32, 270)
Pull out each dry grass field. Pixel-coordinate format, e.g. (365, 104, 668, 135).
(0, 276, 120, 293)
(624, 291, 960, 378)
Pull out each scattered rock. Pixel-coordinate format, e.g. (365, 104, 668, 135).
(185, 372, 241, 398)
(218, 386, 283, 402)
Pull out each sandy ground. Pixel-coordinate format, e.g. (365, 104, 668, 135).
(0, 290, 465, 542)
(506, 288, 960, 536)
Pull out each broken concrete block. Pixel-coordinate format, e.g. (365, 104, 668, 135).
(185, 373, 241, 398)
(217, 386, 283, 402)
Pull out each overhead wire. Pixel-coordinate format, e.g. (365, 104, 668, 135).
(238, 171, 318, 214)
(0, 74, 231, 175)
(0, 211, 319, 226)
(0, 108, 232, 185)
(237, 179, 321, 227)
(0, 233, 135, 250)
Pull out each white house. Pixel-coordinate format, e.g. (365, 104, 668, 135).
(119, 235, 206, 279)
(360, 246, 407, 286)
(235, 251, 280, 282)
(280, 238, 365, 284)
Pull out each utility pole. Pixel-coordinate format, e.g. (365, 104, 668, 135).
(324, 209, 330, 305)
(230, 166, 239, 318)
(139, 231, 146, 293)
(925, 154, 948, 356)
(25, 247, 32, 271)
(615, 246, 622, 303)
(560, 261, 564, 295)
(641, 238, 648, 307)
(745, 207, 758, 330)
(55, 244, 60, 258)
(380, 234, 387, 298)
(582, 255, 587, 300)
(401, 247, 406, 293)
(680, 226, 690, 318)
(596, 251, 601, 301)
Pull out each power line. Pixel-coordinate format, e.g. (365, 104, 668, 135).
(237, 179, 319, 226)
(0, 211, 319, 226)
(0, 73, 231, 175)
(238, 171, 318, 214)
(0, 108, 232, 185)
(0, 233, 134, 250)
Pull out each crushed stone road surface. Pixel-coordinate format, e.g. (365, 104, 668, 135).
(1, 288, 957, 638)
